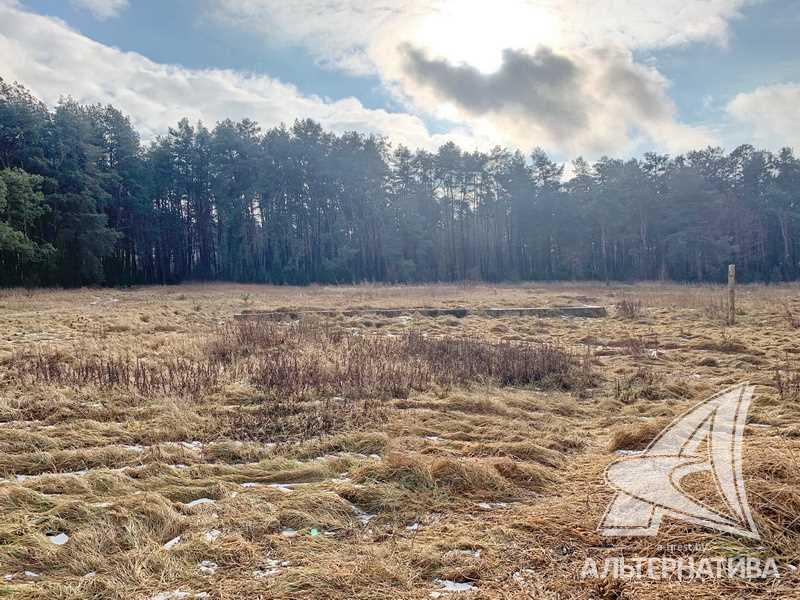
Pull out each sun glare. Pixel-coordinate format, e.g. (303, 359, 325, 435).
(416, 0, 558, 73)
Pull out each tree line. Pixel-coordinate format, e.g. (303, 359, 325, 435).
(1, 78, 798, 287)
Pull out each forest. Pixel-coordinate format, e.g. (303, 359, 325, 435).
(1, 78, 798, 287)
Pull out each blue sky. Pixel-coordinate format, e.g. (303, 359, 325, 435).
(3, 0, 799, 159)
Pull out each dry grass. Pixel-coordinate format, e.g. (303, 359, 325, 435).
(614, 297, 644, 320)
(0, 281, 799, 598)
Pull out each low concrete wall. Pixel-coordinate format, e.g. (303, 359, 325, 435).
(235, 306, 607, 320)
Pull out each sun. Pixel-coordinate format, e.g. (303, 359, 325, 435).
(414, 0, 559, 73)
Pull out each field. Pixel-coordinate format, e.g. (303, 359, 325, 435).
(0, 282, 799, 599)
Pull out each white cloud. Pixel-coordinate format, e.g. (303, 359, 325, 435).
(210, 0, 756, 75)
(399, 45, 714, 157)
(0, 3, 492, 151)
(70, 0, 129, 20)
(210, 0, 733, 156)
(727, 83, 800, 150)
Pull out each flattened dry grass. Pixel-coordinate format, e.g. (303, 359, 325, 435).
(1, 282, 800, 598)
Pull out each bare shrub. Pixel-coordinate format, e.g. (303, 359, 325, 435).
(784, 305, 800, 330)
(622, 336, 646, 357)
(11, 352, 222, 397)
(614, 367, 665, 404)
(774, 360, 800, 403)
(701, 293, 736, 325)
(207, 318, 340, 362)
(614, 298, 643, 319)
(10, 319, 589, 408)
(233, 321, 589, 399)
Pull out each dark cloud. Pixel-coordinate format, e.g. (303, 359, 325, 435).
(402, 45, 587, 138)
(401, 45, 674, 150)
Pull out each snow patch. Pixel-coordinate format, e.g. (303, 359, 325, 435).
(163, 536, 181, 550)
(350, 504, 376, 524)
(204, 529, 221, 542)
(269, 483, 293, 493)
(253, 558, 289, 579)
(185, 498, 215, 508)
(150, 593, 209, 600)
(477, 502, 508, 510)
(197, 560, 218, 576)
(47, 532, 69, 545)
(434, 579, 476, 593)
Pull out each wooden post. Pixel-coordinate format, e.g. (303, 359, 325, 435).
(728, 264, 736, 325)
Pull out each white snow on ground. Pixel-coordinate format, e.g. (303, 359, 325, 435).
(350, 504, 376, 524)
(47, 532, 69, 545)
(433, 579, 477, 593)
(197, 561, 218, 576)
(185, 498, 215, 508)
(476, 502, 508, 510)
(204, 529, 221, 542)
(268, 483, 293, 492)
(253, 558, 290, 579)
(150, 592, 209, 600)
(163, 536, 181, 550)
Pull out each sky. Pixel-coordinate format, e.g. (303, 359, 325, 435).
(1, 0, 799, 160)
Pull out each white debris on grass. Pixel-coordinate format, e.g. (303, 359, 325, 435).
(434, 579, 477, 593)
(47, 532, 69, 545)
(3, 574, 13, 581)
(185, 498, 215, 508)
(197, 561, 218, 576)
(269, 483, 293, 493)
(204, 529, 221, 542)
(150, 592, 209, 600)
(240, 482, 262, 488)
(24, 571, 39, 578)
(350, 504, 376, 524)
(253, 558, 290, 579)
(83, 572, 96, 578)
(512, 568, 536, 583)
(280, 528, 298, 537)
(444, 549, 481, 559)
(163, 536, 181, 550)
(253, 568, 280, 579)
(476, 502, 508, 510)
(121, 444, 145, 452)
(406, 522, 420, 531)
